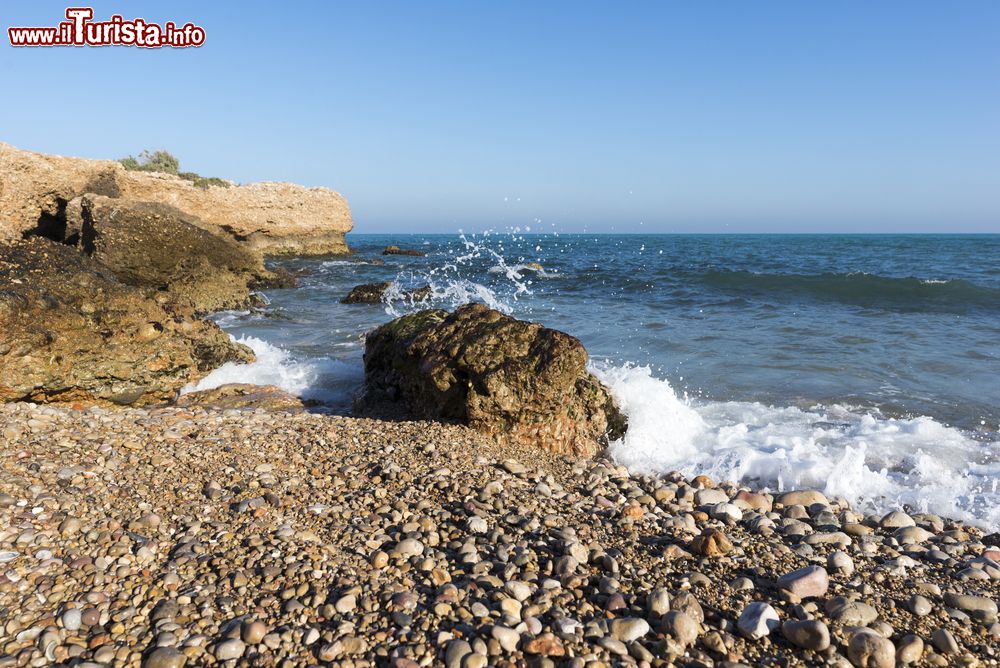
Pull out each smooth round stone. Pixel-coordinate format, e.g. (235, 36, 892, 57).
(61, 609, 82, 632)
(395, 538, 424, 557)
(943, 592, 998, 617)
(848, 630, 895, 668)
(776, 565, 829, 599)
(931, 628, 959, 653)
(335, 594, 357, 613)
(490, 626, 520, 652)
(710, 502, 743, 523)
(214, 639, 246, 661)
(895, 526, 933, 544)
(737, 602, 780, 640)
(444, 639, 472, 668)
(826, 597, 878, 626)
(782, 619, 830, 651)
(609, 618, 649, 642)
(662, 610, 699, 648)
(694, 488, 729, 506)
(505, 581, 532, 602)
(896, 634, 924, 664)
(828, 550, 855, 576)
(907, 595, 932, 617)
(646, 588, 671, 616)
(142, 647, 186, 668)
(241, 620, 268, 644)
(880, 511, 915, 528)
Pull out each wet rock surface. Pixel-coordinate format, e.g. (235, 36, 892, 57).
(341, 282, 432, 305)
(382, 245, 426, 257)
(358, 303, 627, 455)
(0, 401, 997, 667)
(0, 238, 252, 405)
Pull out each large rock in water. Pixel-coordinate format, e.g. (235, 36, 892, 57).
(0, 238, 253, 405)
(358, 303, 626, 456)
(0, 142, 352, 256)
(74, 194, 274, 313)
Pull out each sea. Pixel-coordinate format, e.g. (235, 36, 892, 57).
(184, 233, 1000, 530)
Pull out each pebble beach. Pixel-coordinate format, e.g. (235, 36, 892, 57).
(1, 401, 997, 667)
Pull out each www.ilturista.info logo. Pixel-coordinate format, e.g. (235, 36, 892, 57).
(8, 7, 205, 48)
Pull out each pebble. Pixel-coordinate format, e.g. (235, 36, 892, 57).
(828, 550, 855, 575)
(609, 618, 649, 642)
(827, 597, 879, 626)
(781, 619, 830, 651)
(880, 510, 916, 528)
(662, 610, 699, 647)
(896, 634, 924, 664)
(737, 602, 780, 639)
(241, 620, 268, 644)
(776, 565, 829, 598)
(848, 630, 896, 668)
(646, 588, 671, 615)
(490, 625, 520, 652)
(213, 639, 246, 661)
(931, 627, 959, 653)
(907, 594, 932, 616)
(142, 647, 186, 668)
(61, 608, 83, 631)
(943, 592, 998, 617)
(0, 402, 995, 667)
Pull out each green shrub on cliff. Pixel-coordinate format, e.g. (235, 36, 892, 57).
(120, 150, 230, 188)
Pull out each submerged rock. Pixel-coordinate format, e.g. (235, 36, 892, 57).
(0, 237, 252, 405)
(342, 281, 393, 304)
(358, 303, 626, 455)
(382, 245, 425, 257)
(341, 282, 432, 305)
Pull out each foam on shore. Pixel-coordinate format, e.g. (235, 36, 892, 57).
(181, 335, 363, 407)
(593, 363, 1000, 530)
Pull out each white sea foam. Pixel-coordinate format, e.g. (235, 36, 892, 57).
(593, 363, 1000, 530)
(181, 336, 363, 407)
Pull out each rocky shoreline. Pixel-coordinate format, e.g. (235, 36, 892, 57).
(1, 145, 997, 667)
(1, 402, 998, 667)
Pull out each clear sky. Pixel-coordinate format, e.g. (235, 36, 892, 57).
(2, 1, 998, 233)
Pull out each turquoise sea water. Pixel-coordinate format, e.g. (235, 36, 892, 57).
(190, 233, 1000, 528)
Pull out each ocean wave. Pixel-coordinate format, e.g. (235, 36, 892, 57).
(181, 336, 364, 407)
(592, 363, 1000, 530)
(696, 270, 1000, 312)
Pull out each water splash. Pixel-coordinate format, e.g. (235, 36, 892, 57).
(593, 362, 1000, 530)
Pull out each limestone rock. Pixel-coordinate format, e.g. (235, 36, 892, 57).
(77, 194, 270, 313)
(0, 142, 352, 256)
(175, 384, 310, 413)
(0, 238, 252, 405)
(357, 304, 626, 456)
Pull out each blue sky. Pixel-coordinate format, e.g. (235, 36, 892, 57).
(2, 1, 998, 233)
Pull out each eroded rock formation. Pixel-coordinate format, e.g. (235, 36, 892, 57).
(358, 303, 626, 456)
(0, 238, 253, 405)
(76, 194, 279, 313)
(0, 142, 352, 256)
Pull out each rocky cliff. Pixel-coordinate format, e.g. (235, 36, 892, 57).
(0, 142, 352, 256)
